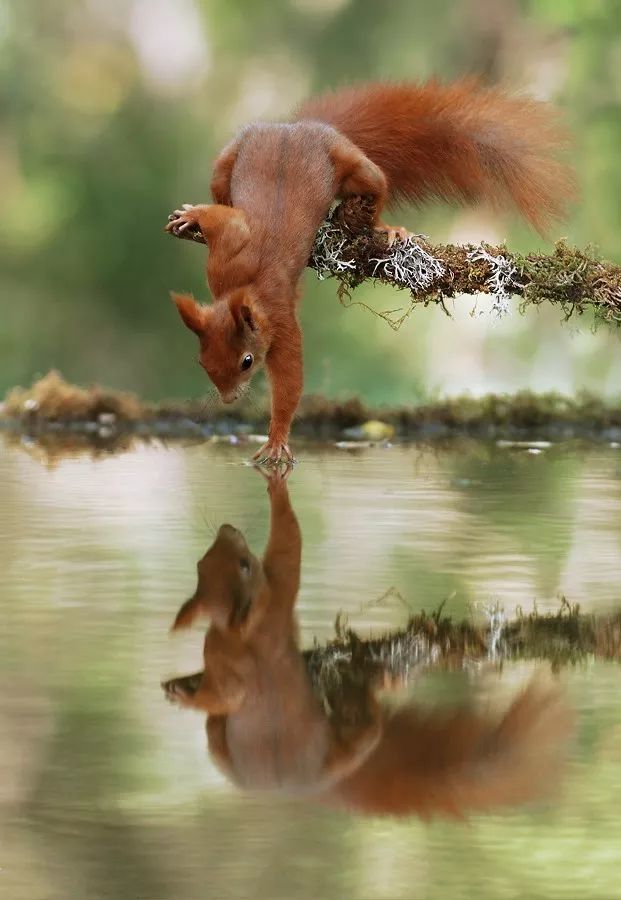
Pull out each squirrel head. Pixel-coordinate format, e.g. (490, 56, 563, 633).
(171, 524, 265, 633)
(172, 289, 268, 403)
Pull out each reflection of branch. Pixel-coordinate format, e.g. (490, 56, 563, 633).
(166, 601, 621, 708)
(169, 197, 621, 328)
(304, 600, 621, 689)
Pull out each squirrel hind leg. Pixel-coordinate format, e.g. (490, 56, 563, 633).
(320, 698, 383, 788)
(330, 139, 412, 246)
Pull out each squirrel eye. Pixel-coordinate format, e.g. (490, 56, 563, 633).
(240, 557, 251, 574)
(240, 354, 253, 372)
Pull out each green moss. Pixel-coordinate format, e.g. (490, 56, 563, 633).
(517, 241, 621, 326)
(304, 199, 621, 327)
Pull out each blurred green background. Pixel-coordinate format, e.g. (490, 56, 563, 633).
(2, 0, 621, 406)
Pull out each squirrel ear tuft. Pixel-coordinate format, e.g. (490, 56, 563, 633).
(171, 292, 207, 336)
(228, 292, 257, 332)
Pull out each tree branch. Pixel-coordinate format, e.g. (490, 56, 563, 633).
(168, 197, 621, 329)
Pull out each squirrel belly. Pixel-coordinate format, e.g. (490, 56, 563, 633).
(169, 79, 575, 463)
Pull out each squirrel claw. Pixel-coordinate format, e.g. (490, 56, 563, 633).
(374, 222, 413, 247)
(162, 678, 193, 707)
(165, 204, 201, 235)
(252, 441, 295, 466)
(253, 460, 294, 483)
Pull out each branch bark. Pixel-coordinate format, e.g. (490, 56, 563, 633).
(168, 197, 621, 329)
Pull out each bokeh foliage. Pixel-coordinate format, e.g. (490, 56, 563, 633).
(1, 0, 621, 403)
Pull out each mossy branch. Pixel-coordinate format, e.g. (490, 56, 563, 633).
(169, 197, 621, 329)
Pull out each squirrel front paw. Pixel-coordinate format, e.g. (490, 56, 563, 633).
(253, 439, 295, 467)
(253, 459, 294, 487)
(162, 675, 198, 707)
(165, 203, 207, 238)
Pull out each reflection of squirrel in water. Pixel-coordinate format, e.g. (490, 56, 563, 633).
(163, 467, 573, 818)
(166, 80, 574, 463)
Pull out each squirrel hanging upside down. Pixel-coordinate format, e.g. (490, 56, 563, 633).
(166, 80, 575, 464)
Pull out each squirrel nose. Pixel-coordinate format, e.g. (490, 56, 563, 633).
(220, 391, 238, 404)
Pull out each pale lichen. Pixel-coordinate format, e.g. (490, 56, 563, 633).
(467, 245, 518, 318)
(367, 236, 445, 292)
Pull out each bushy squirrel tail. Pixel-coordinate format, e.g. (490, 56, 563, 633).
(295, 80, 575, 234)
(331, 680, 574, 818)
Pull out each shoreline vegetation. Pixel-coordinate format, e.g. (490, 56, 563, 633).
(2, 371, 621, 461)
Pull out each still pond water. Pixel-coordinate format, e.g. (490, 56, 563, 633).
(1, 437, 620, 899)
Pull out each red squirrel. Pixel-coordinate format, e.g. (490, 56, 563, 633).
(163, 467, 573, 818)
(166, 80, 574, 463)
(164, 466, 384, 793)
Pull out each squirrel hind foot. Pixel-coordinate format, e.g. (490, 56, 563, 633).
(374, 222, 414, 246)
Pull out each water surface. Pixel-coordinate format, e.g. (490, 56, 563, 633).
(1, 439, 620, 899)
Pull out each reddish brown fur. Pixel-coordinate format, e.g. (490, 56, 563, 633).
(163, 472, 573, 816)
(331, 683, 573, 817)
(168, 80, 575, 461)
(164, 472, 384, 791)
(296, 79, 575, 233)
